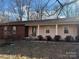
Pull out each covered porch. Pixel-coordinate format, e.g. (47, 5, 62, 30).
(28, 24, 59, 38)
(27, 24, 77, 39)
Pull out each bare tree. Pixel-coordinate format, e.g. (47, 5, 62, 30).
(0, 0, 78, 21)
(29, 0, 52, 20)
(47, 0, 78, 18)
(12, 0, 32, 21)
(61, 0, 79, 17)
(29, 0, 78, 20)
(56, 0, 79, 18)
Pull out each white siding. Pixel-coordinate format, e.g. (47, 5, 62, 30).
(28, 24, 77, 39)
(58, 25, 77, 39)
(38, 25, 56, 38)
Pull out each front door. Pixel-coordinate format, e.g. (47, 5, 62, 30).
(25, 26, 28, 37)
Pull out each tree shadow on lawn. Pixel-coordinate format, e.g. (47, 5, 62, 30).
(0, 40, 57, 59)
(0, 40, 78, 59)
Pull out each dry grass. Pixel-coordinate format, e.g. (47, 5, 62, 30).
(0, 40, 78, 59)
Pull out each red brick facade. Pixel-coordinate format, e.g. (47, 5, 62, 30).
(0, 26, 4, 39)
(0, 21, 27, 39)
(16, 25, 25, 39)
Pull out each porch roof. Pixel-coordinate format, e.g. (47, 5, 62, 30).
(0, 21, 25, 26)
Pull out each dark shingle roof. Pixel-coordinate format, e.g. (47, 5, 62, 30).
(0, 17, 79, 26)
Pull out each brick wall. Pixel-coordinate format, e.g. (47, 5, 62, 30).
(0, 25, 25, 39)
(0, 26, 3, 39)
(16, 25, 25, 39)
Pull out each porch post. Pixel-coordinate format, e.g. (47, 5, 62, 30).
(37, 24, 40, 36)
(56, 24, 58, 35)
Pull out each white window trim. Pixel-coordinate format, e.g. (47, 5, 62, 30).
(64, 26, 69, 34)
(4, 26, 7, 31)
(13, 26, 16, 31)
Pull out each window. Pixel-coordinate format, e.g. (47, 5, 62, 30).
(4, 26, 7, 35)
(4, 26, 7, 31)
(46, 29, 50, 33)
(64, 26, 69, 34)
(32, 27, 36, 36)
(13, 26, 16, 34)
(13, 26, 16, 31)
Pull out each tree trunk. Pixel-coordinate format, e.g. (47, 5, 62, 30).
(19, 16, 22, 21)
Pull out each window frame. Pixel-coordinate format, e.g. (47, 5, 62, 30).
(12, 26, 16, 34)
(64, 26, 69, 34)
(4, 26, 7, 35)
(4, 26, 7, 31)
(46, 29, 50, 34)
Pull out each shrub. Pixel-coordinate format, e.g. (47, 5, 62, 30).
(45, 35, 53, 41)
(54, 35, 61, 41)
(75, 35, 79, 41)
(65, 35, 74, 42)
(37, 35, 44, 41)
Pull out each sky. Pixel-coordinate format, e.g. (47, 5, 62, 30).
(0, 0, 77, 11)
(0, 0, 79, 21)
(0, 0, 66, 12)
(0, 0, 11, 11)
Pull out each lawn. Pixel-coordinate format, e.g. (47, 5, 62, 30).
(0, 40, 78, 59)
